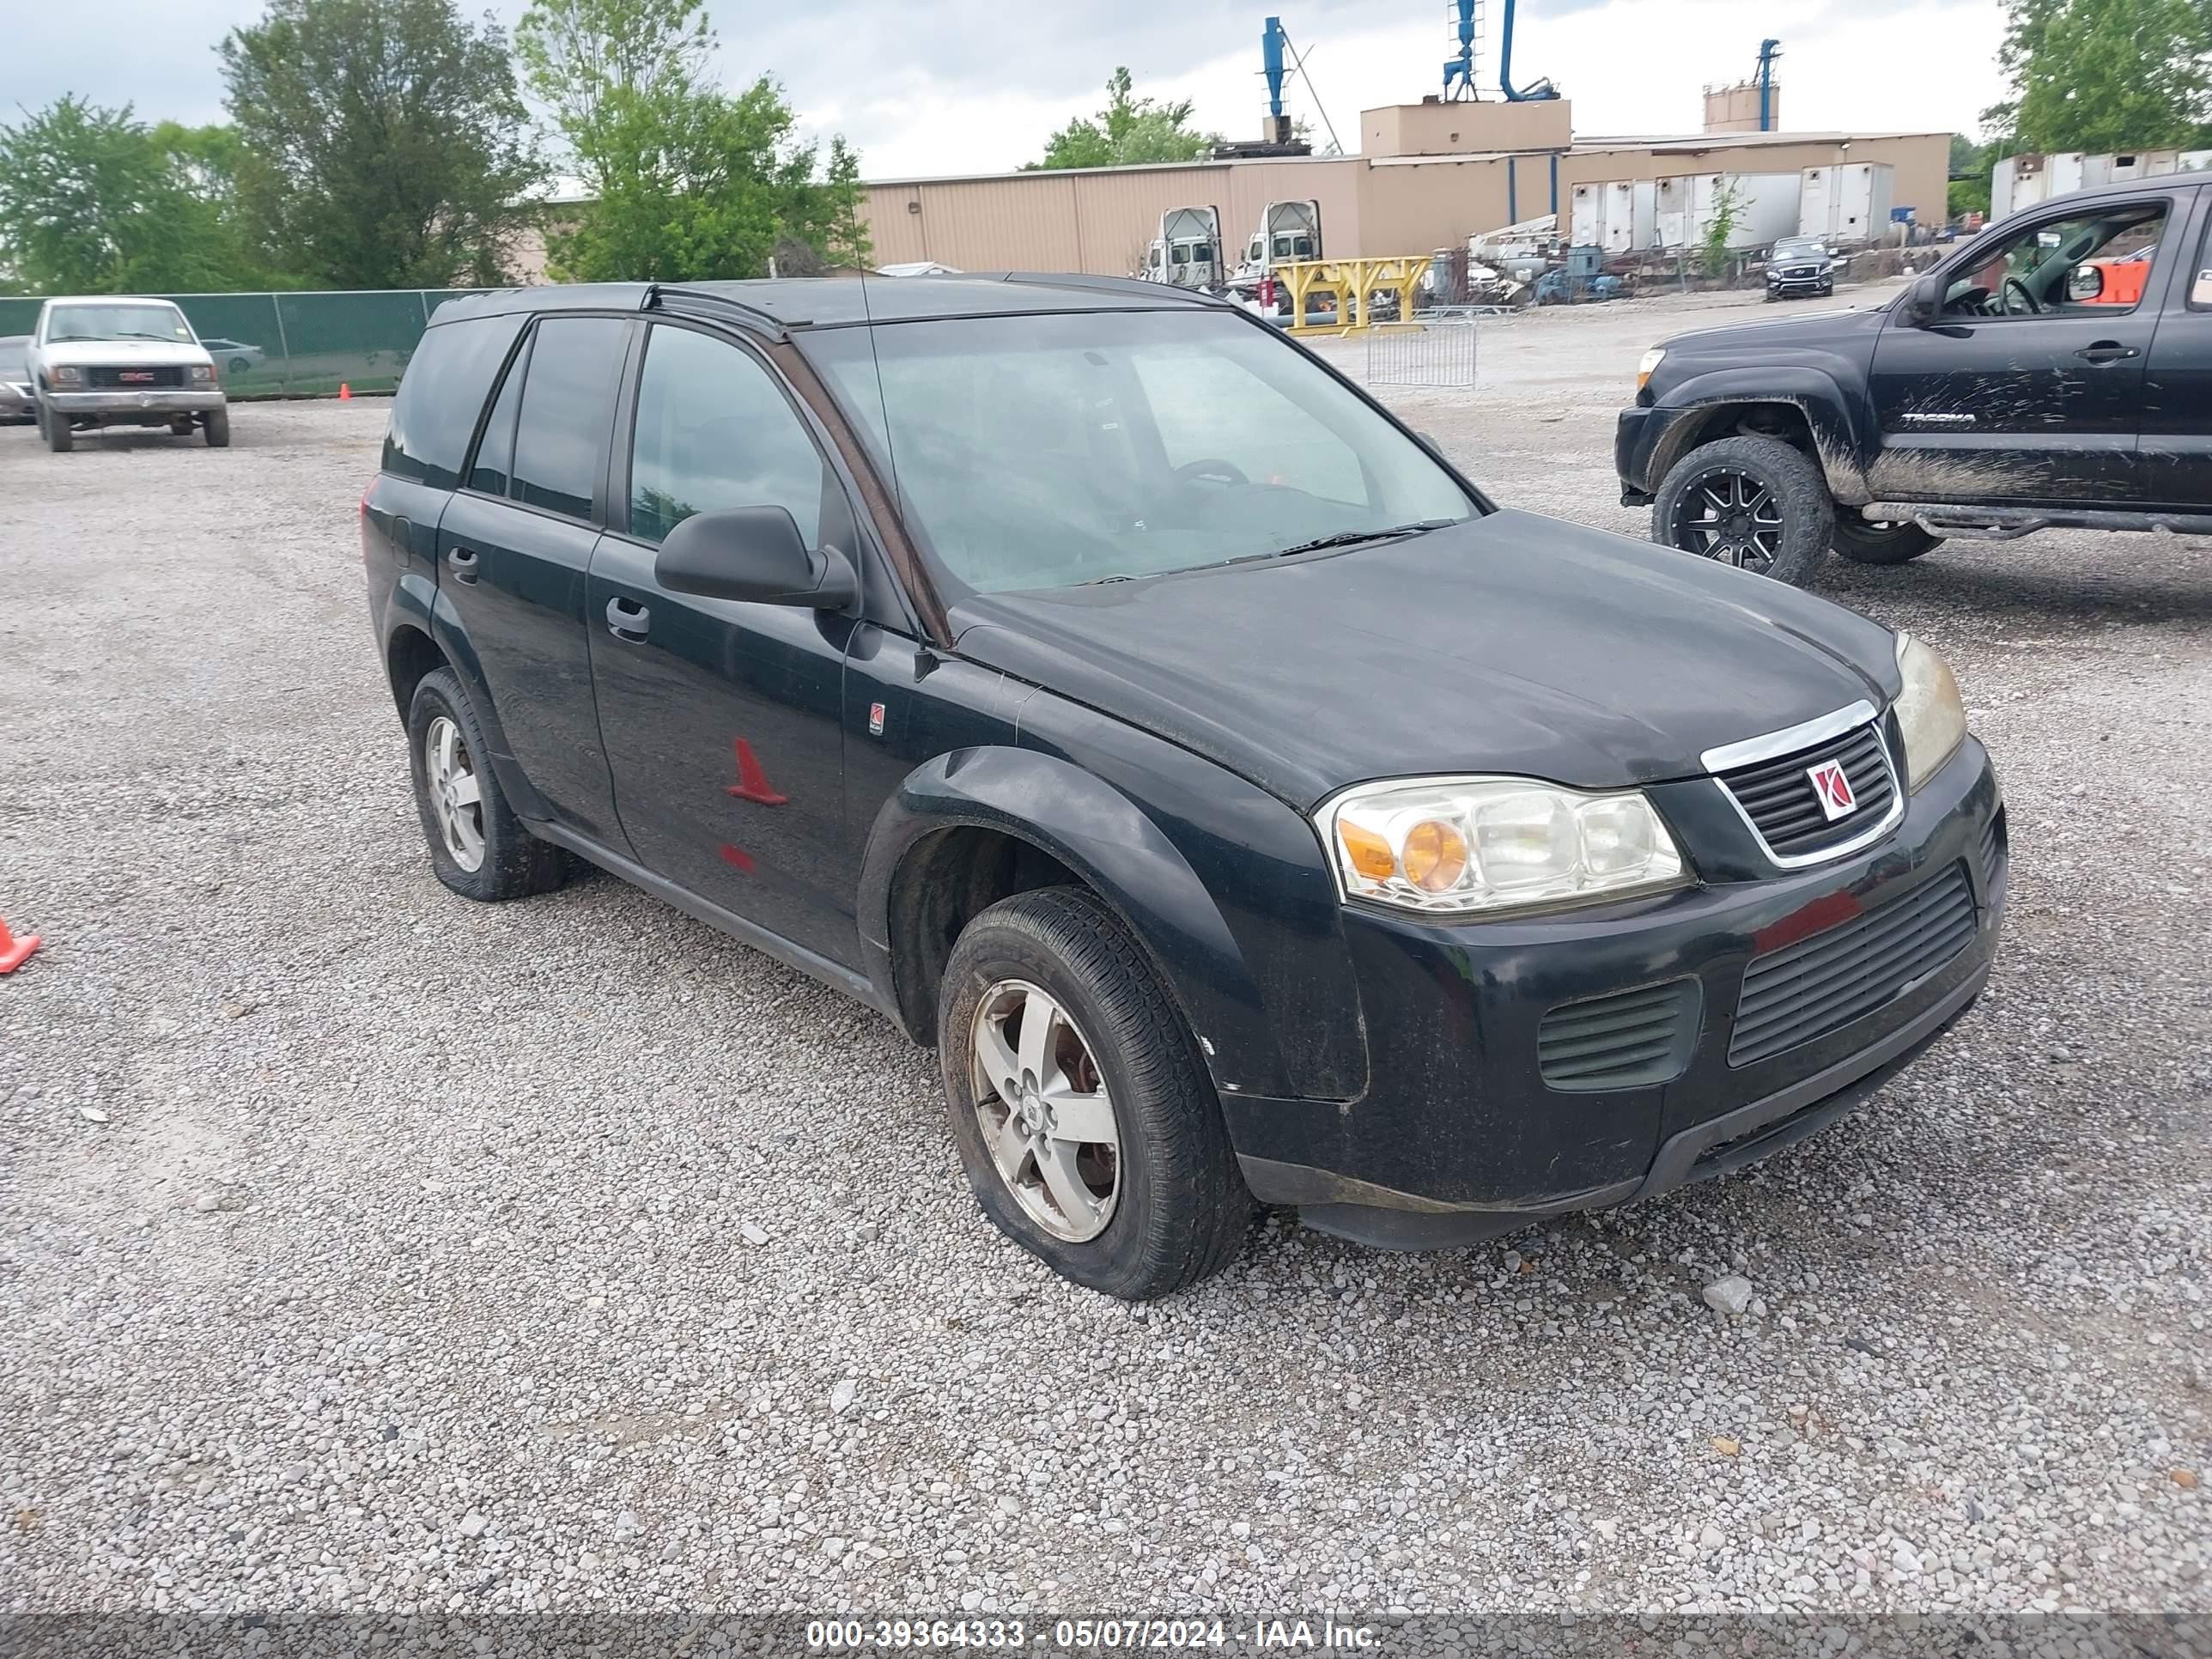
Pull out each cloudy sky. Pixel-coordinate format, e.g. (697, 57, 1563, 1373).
(5, 0, 2008, 179)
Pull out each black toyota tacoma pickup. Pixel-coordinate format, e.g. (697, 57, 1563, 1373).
(1619, 176, 2212, 584)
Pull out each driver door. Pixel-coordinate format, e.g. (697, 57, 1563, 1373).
(1866, 198, 2174, 507)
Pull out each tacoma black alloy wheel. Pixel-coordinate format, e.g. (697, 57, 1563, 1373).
(1650, 434, 1832, 586)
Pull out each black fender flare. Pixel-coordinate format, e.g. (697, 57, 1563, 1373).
(1653, 366, 1872, 505)
(423, 582, 556, 822)
(855, 745, 1295, 1101)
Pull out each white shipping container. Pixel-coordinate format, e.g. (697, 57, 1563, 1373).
(1570, 184, 1602, 249)
(1990, 148, 2212, 220)
(1657, 172, 1802, 250)
(1798, 162, 1894, 243)
(1603, 179, 1658, 252)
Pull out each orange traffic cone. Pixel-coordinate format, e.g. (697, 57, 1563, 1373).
(725, 738, 787, 805)
(0, 916, 39, 974)
(338, 382, 352, 400)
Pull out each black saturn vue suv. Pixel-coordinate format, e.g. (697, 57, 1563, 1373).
(363, 276, 2007, 1299)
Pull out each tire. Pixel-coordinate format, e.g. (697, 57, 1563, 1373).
(938, 887, 1253, 1300)
(204, 406, 231, 448)
(41, 404, 71, 453)
(1650, 434, 1833, 586)
(404, 666, 568, 902)
(228, 357, 251, 375)
(1832, 516, 1940, 565)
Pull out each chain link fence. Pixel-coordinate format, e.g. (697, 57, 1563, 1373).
(0, 289, 500, 399)
(1363, 319, 1480, 390)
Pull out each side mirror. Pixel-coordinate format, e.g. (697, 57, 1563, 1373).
(1899, 272, 1946, 327)
(653, 507, 857, 610)
(2065, 263, 2105, 302)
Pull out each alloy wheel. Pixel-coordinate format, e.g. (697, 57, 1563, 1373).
(1675, 469, 1786, 575)
(968, 979, 1121, 1243)
(424, 714, 487, 872)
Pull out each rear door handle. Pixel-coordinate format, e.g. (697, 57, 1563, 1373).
(447, 545, 480, 584)
(2074, 343, 2140, 364)
(605, 595, 651, 642)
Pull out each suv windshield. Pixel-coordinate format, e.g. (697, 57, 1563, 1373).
(44, 303, 194, 345)
(1772, 239, 1827, 259)
(807, 308, 1476, 594)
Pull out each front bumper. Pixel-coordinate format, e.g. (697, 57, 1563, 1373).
(1767, 275, 1834, 295)
(1225, 738, 2005, 1246)
(45, 388, 225, 421)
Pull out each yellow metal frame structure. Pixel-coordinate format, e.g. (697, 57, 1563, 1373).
(1276, 256, 1431, 333)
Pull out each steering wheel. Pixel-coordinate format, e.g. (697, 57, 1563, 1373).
(1172, 458, 1250, 488)
(1999, 274, 2042, 316)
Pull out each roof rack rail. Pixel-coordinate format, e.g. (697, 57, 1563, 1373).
(641, 284, 805, 336)
(994, 271, 1222, 305)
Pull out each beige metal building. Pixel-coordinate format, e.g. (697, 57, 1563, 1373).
(858, 100, 1949, 278)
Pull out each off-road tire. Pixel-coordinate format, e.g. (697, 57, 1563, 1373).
(204, 406, 231, 448)
(1832, 516, 1940, 565)
(405, 666, 568, 902)
(41, 404, 71, 453)
(1651, 434, 1833, 586)
(939, 887, 1254, 1300)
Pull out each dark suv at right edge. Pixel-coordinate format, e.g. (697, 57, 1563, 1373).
(1620, 177, 2212, 584)
(367, 275, 2005, 1299)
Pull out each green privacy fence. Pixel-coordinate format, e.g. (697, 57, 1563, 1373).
(0, 289, 502, 399)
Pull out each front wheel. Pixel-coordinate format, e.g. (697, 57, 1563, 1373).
(1650, 434, 1833, 585)
(204, 406, 231, 447)
(1832, 516, 1940, 565)
(40, 404, 71, 453)
(938, 887, 1253, 1300)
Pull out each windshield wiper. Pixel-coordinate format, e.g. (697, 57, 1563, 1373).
(1269, 519, 1460, 559)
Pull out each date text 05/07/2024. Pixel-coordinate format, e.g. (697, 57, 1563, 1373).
(804, 1617, 1382, 1650)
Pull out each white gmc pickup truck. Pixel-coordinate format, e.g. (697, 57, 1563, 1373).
(28, 295, 230, 453)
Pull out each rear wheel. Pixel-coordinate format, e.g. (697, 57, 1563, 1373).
(1651, 434, 1832, 586)
(938, 887, 1252, 1300)
(1832, 516, 1939, 565)
(40, 404, 71, 453)
(405, 666, 568, 902)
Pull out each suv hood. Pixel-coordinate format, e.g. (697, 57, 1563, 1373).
(37, 340, 212, 370)
(950, 510, 1900, 809)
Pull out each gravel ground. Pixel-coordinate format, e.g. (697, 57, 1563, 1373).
(1, 286, 2206, 1630)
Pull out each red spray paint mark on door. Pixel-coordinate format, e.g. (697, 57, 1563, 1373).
(718, 844, 756, 873)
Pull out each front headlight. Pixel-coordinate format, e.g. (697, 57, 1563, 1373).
(1320, 776, 1688, 916)
(1636, 346, 1666, 391)
(189, 363, 214, 383)
(1893, 632, 1966, 792)
(49, 365, 82, 386)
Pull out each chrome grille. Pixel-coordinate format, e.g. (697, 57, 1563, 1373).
(1729, 864, 1976, 1066)
(1718, 723, 1898, 861)
(87, 365, 184, 389)
(1538, 978, 1701, 1091)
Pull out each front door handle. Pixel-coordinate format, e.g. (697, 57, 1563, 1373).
(447, 545, 481, 584)
(605, 595, 651, 642)
(2075, 342, 2140, 364)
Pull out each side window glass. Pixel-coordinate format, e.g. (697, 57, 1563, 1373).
(510, 316, 627, 520)
(468, 339, 527, 496)
(1949, 204, 2166, 317)
(2194, 211, 2212, 309)
(628, 325, 829, 547)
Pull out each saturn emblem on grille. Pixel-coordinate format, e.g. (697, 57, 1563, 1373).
(1807, 757, 1857, 820)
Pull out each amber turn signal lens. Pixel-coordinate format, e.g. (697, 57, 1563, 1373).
(1401, 818, 1469, 893)
(1338, 819, 1396, 881)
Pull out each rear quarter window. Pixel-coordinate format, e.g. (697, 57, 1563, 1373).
(383, 313, 527, 489)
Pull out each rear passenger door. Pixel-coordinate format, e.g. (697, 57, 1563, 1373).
(436, 313, 631, 848)
(2141, 185, 2212, 510)
(586, 321, 863, 968)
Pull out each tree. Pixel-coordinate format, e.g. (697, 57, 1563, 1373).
(1982, 0, 2211, 152)
(1029, 68, 1223, 170)
(821, 135, 873, 269)
(221, 0, 544, 289)
(1948, 134, 1996, 219)
(0, 97, 264, 293)
(517, 0, 860, 282)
